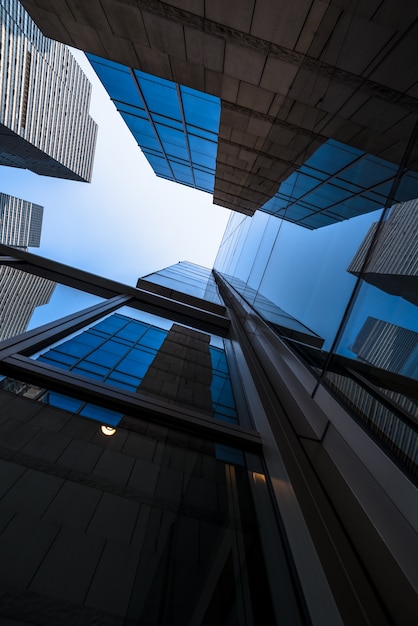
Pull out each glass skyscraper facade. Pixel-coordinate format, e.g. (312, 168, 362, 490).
(1, 2, 418, 624)
(0, 243, 416, 623)
(86, 53, 418, 229)
(88, 55, 220, 194)
(64, 3, 418, 227)
(31, 309, 238, 428)
(0, 0, 97, 181)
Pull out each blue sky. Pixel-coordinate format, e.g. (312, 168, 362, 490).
(0, 49, 231, 285)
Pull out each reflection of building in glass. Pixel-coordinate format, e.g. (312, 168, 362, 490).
(0, 0, 97, 181)
(0, 192, 43, 248)
(137, 261, 223, 306)
(35, 311, 238, 426)
(0, 266, 55, 340)
(214, 272, 324, 348)
(0, 191, 55, 340)
(0, 248, 417, 625)
(352, 316, 418, 379)
(348, 199, 418, 305)
(22, 1, 418, 225)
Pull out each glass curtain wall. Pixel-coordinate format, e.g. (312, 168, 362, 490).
(214, 92, 418, 481)
(0, 252, 308, 625)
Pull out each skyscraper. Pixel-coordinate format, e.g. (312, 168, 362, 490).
(0, 3, 417, 624)
(21, 0, 418, 226)
(0, 247, 416, 625)
(0, 192, 55, 340)
(352, 316, 418, 379)
(0, 192, 43, 247)
(0, 265, 55, 340)
(348, 198, 418, 306)
(0, 0, 97, 181)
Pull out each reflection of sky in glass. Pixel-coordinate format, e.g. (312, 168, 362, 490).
(261, 139, 418, 229)
(31, 310, 236, 425)
(27, 285, 104, 332)
(215, 208, 418, 360)
(87, 54, 220, 194)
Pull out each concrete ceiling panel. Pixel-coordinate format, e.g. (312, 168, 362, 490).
(260, 57, 299, 95)
(251, 0, 315, 50)
(320, 13, 394, 75)
(224, 43, 266, 85)
(101, 1, 149, 46)
(205, 0, 256, 33)
(237, 82, 275, 114)
(184, 29, 225, 73)
(142, 13, 186, 61)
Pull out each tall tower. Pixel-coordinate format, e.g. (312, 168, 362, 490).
(0, 0, 97, 181)
(352, 316, 418, 379)
(0, 192, 55, 340)
(0, 192, 43, 248)
(348, 199, 418, 306)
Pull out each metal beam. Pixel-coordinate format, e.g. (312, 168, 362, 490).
(0, 354, 262, 453)
(0, 244, 230, 336)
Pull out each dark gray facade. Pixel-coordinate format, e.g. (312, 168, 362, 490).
(0, 246, 416, 625)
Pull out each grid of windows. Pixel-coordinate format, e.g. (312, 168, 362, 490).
(209, 346, 238, 424)
(261, 139, 418, 229)
(221, 274, 324, 349)
(35, 312, 238, 426)
(37, 313, 169, 425)
(87, 54, 220, 193)
(0, 0, 97, 181)
(141, 261, 223, 305)
(0, 192, 43, 248)
(86, 54, 418, 229)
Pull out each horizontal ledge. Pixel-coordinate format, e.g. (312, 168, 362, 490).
(1, 354, 262, 453)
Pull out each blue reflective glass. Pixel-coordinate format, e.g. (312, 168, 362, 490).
(137, 74, 180, 118)
(71, 367, 105, 382)
(100, 339, 130, 357)
(396, 171, 418, 200)
(38, 352, 76, 367)
(165, 145, 189, 161)
(117, 102, 148, 119)
(157, 124, 188, 149)
(305, 140, 364, 175)
(180, 89, 220, 130)
(116, 357, 151, 378)
(116, 322, 147, 342)
(86, 348, 123, 368)
(73, 360, 109, 377)
(106, 378, 138, 392)
(342, 158, 395, 188)
(140, 328, 167, 349)
(186, 125, 217, 141)
(121, 113, 155, 138)
(54, 340, 93, 359)
(210, 347, 228, 373)
(44, 392, 83, 413)
(144, 153, 172, 176)
(108, 371, 141, 387)
(76, 332, 106, 348)
(152, 113, 183, 131)
(93, 316, 128, 334)
(79, 404, 122, 426)
(89, 58, 141, 107)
